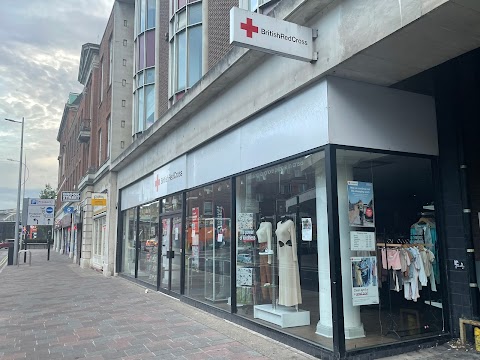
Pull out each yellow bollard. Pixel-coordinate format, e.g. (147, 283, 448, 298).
(475, 327, 480, 352)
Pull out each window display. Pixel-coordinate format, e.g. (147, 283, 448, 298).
(336, 149, 443, 350)
(185, 180, 232, 311)
(235, 151, 333, 350)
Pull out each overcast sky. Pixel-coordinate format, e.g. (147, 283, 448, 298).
(0, 0, 113, 210)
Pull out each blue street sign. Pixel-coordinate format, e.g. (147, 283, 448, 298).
(64, 206, 74, 214)
(45, 207, 54, 214)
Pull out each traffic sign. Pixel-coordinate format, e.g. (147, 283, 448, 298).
(64, 206, 74, 214)
(26, 198, 55, 226)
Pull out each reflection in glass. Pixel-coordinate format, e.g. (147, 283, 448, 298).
(122, 208, 137, 277)
(235, 151, 332, 350)
(187, 26, 202, 88)
(176, 31, 186, 90)
(145, 85, 155, 128)
(137, 201, 159, 285)
(147, 0, 156, 28)
(185, 180, 232, 311)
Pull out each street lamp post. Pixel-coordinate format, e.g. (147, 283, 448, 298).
(4, 117, 25, 265)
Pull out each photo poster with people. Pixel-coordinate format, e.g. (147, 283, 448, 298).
(347, 181, 375, 228)
(351, 256, 379, 306)
(301, 217, 313, 241)
(238, 212, 255, 242)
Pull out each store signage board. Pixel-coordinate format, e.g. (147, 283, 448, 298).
(62, 191, 81, 202)
(230, 7, 316, 62)
(153, 155, 187, 198)
(92, 193, 107, 216)
(27, 198, 55, 226)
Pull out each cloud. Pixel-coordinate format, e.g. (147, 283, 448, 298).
(0, 0, 113, 209)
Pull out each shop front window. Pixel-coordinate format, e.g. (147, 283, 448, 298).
(185, 180, 232, 311)
(138, 201, 160, 285)
(235, 151, 332, 350)
(122, 207, 137, 277)
(335, 149, 442, 351)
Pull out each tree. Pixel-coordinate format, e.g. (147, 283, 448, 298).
(39, 183, 56, 199)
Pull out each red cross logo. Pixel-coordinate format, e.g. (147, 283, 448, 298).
(155, 175, 160, 191)
(240, 18, 258, 38)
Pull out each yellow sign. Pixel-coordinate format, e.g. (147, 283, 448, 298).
(91, 198, 107, 206)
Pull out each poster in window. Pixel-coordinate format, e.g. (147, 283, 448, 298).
(347, 181, 375, 228)
(351, 256, 379, 306)
(301, 217, 312, 241)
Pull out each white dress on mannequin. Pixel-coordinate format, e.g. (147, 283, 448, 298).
(275, 219, 302, 307)
(257, 222, 273, 263)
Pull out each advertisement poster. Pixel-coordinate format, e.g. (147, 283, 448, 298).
(301, 218, 313, 241)
(192, 207, 199, 235)
(238, 213, 255, 242)
(350, 231, 376, 251)
(351, 256, 379, 306)
(347, 181, 375, 228)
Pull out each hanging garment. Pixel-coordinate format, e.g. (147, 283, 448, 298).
(257, 221, 273, 264)
(403, 247, 428, 302)
(381, 248, 402, 270)
(419, 248, 437, 292)
(275, 219, 302, 307)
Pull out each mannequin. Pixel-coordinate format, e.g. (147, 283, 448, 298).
(275, 216, 302, 307)
(257, 217, 273, 301)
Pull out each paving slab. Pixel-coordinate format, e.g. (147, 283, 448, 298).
(0, 250, 478, 360)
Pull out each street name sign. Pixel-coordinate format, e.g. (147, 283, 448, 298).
(230, 7, 317, 62)
(27, 198, 55, 226)
(61, 191, 81, 202)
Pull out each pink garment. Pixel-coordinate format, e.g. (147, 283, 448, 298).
(381, 248, 402, 270)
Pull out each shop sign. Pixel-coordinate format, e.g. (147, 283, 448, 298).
(153, 155, 187, 198)
(230, 7, 317, 62)
(92, 193, 107, 216)
(61, 191, 81, 202)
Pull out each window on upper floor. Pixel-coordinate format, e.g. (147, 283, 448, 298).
(100, 58, 104, 103)
(109, 36, 113, 86)
(106, 116, 111, 159)
(133, 0, 156, 135)
(241, 0, 276, 12)
(98, 129, 102, 166)
(169, 0, 202, 104)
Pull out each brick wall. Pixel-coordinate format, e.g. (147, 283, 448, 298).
(157, 0, 170, 118)
(207, 0, 238, 70)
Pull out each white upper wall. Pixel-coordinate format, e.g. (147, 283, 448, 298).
(119, 77, 438, 209)
(327, 77, 438, 155)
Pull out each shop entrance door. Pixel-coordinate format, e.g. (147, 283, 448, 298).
(160, 215, 183, 293)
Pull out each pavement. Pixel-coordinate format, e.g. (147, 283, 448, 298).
(0, 250, 478, 360)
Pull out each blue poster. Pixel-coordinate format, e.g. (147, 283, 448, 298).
(347, 181, 374, 228)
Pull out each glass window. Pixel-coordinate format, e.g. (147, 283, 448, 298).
(188, 3, 202, 24)
(235, 151, 332, 350)
(145, 85, 155, 128)
(109, 36, 113, 85)
(176, 9, 187, 31)
(145, 68, 155, 84)
(138, 88, 145, 132)
(185, 180, 232, 311)
(162, 194, 183, 213)
(138, 201, 159, 285)
(138, 71, 144, 87)
(178, 0, 186, 10)
(140, 0, 146, 32)
(335, 149, 441, 351)
(122, 208, 137, 277)
(145, 30, 155, 67)
(138, 34, 145, 70)
(187, 25, 202, 87)
(176, 30, 186, 91)
(147, 0, 156, 28)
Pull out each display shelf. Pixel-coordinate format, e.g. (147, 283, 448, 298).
(254, 304, 310, 328)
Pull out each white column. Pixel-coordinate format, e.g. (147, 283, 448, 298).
(316, 161, 365, 339)
(69, 215, 75, 259)
(80, 190, 93, 269)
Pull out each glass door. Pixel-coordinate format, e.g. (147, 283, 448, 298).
(160, 215, 183, 293)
